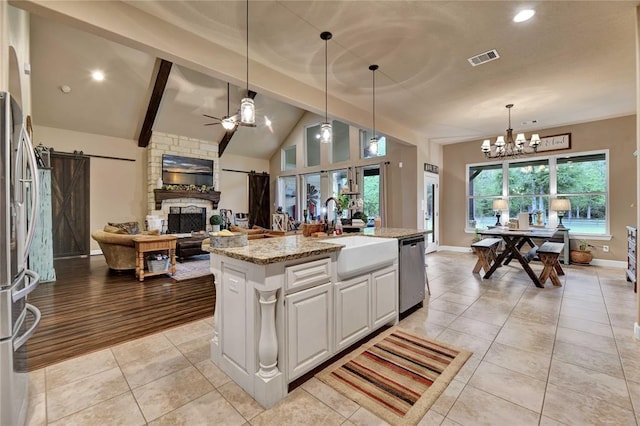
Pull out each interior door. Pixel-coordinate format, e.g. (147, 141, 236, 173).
(424, 172, 439, 253)
(248, 172, 270, 229)
(50, 152, 90, 258)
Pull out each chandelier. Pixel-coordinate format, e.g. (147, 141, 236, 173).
(481, 104, 541, 159)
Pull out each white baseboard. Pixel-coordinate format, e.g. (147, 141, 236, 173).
(90, 249, 103, 256)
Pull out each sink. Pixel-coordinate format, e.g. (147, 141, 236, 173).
(319, 236, 397, 278)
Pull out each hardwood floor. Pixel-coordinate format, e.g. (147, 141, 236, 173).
(26, 255, 215, 371)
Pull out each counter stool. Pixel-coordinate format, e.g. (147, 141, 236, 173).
(537, 242, 565, 287)
(471, 238, 502, 275)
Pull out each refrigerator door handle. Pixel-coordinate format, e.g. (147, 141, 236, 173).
(12, 269, 40, 303)
(20, 126, 40, 262)
(13, 303, 41, 351)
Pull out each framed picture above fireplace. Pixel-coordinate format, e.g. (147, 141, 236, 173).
(162, 154, 213, 187)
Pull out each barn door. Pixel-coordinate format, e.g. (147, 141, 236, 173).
(50, 152, 90, 258)
(248, 172, 270, 229)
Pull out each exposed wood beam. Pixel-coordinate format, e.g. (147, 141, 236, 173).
(138, 59, 173, 147)
(217, 90, 257, 157)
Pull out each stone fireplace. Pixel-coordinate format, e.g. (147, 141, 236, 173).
(146, 132, 220, 231)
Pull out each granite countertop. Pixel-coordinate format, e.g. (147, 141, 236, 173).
(203, 235, 344, 265)
(361, 227, 427, 239)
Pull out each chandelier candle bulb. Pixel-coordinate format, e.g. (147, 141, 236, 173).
(482, 104, 540, 159)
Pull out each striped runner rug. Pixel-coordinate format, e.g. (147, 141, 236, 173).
(317, 327, 472, 425)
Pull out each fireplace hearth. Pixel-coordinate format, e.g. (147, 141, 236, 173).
(168, 206, 207, 234)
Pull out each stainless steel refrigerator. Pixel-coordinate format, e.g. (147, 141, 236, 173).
(0, 92, 42, 425)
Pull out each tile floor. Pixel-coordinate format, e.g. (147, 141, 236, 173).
(25, 251, 640, 425)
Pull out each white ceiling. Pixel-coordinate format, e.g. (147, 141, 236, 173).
(23, 1, 638, 158)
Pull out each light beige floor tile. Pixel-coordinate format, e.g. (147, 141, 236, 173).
(446, 316, 501, 341)
(430, 379, 465, 416)
(548, 359, 632, 411)
(400, 318, 446, 339)
(440, 419, 463, 426)
(420, 308, 459, 328)
(417, 409, 445, 425)
(217, 381, 264, 420)
(176, 334, 212, 364)
(29, 369, 45, 396)
(46, 367, 129, 422)
(483, 342, 550, 381)
(301, 377, 359, 419)
(250, 388, 345, 425)
(555, 327, 618, 355)
(559, 304, 610, 325)
(347, 406, 390, 426)
(494, 322, 555, 356)
(557, 315, 614, 338)
(539, 415, 567, 425)
(467, 361, 546, 413)
(163, 320, 214, 346)
(149, 390, 245, 426)
(112, 333, 175, 365)
(132, 366, 214, 422)
(509, 304, 559, 326)
(195, 359, 232, 388)
(435, 292, 479, 306)
(49, 392, 145, 426)
(552, 341, 623, 378)
(120, 345, 191, 389)
(45, 349, 118, 390)
(428, 299, 469, 316)
(542, 383, 636, 426)
(447, 385, 539, 426)
(453, 355, 481, 384)
(25, 390, 46, 426)
(436, 329, 491, 358)
(562, 297, 607, 313)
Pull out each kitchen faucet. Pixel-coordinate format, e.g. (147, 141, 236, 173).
(323, 197, 342, 233)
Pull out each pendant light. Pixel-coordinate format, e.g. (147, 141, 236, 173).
(319, 31, 333, 144)
(369, 64, 379, 154)
(240, 0, 255, 125)
(221, 83, 237, 130)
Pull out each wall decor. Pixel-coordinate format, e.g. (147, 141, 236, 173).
(537, 133, 571, 153)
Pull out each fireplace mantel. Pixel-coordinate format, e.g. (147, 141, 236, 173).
(154, 189, 221, 210)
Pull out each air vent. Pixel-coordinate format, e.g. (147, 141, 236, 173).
(467, 49, 500, 67)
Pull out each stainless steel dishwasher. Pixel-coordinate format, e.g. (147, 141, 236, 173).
(399, 235, 426, 313)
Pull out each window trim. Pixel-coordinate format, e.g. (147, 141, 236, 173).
(281, 145, 296, 171)
(466, 149, 610, 238)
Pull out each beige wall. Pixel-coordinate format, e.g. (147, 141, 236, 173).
(269, 111, 418, 228)
(441, 115, 637, 262)
(34, 125, 147, 251)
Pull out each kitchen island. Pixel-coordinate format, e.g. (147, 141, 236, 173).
(203, 229, 425, 408)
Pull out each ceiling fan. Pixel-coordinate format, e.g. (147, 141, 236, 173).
(203, 82, 239, 131)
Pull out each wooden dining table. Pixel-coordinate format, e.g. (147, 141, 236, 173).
(478, 227, 558, 288)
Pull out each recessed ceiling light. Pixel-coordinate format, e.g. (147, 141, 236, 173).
(514, 9, 535, 23)
(91, 70, 105, 81)
(60, 85, 71, 94)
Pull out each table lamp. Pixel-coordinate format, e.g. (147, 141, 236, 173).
(492, 199, 508, 226)
(550, 198, 571, 229)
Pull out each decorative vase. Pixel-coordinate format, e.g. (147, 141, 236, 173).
(570, 250, 593, 264)
(536, 212, 543, 226)
(212, 225, 220, 232)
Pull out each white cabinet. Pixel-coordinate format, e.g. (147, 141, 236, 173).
(335, 275, 370, 351)
(286, 282, 333, 380)
(372, 265, 398, 328)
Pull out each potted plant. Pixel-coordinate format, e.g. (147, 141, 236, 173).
(210, 214, 223, 232)
(570, 239, 593, 264)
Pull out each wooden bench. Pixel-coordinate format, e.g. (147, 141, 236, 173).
(537, 242, 565, 286)
(472, 238, 502, 275)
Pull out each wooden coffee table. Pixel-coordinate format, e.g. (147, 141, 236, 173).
(133, 235, 177, 282)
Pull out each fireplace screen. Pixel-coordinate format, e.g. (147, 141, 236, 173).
(168, 206, 207, 234)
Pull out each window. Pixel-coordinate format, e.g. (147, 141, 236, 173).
(305, 124, 321, 167)
(556, 153, 607, 234)
(466, 151, 608, 235)
(360, 130, 386, 158)
(278, 176, 297, 219)
(282, 146, 296, 171)
(508, 159, 549, 224)
(362, 166, 380, 219)
(467, 163, 503, 229)
(332, 120, 350, 163)
(302, 173, 321, 220)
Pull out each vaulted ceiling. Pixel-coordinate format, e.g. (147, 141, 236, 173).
(21, 1, 638, 159)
